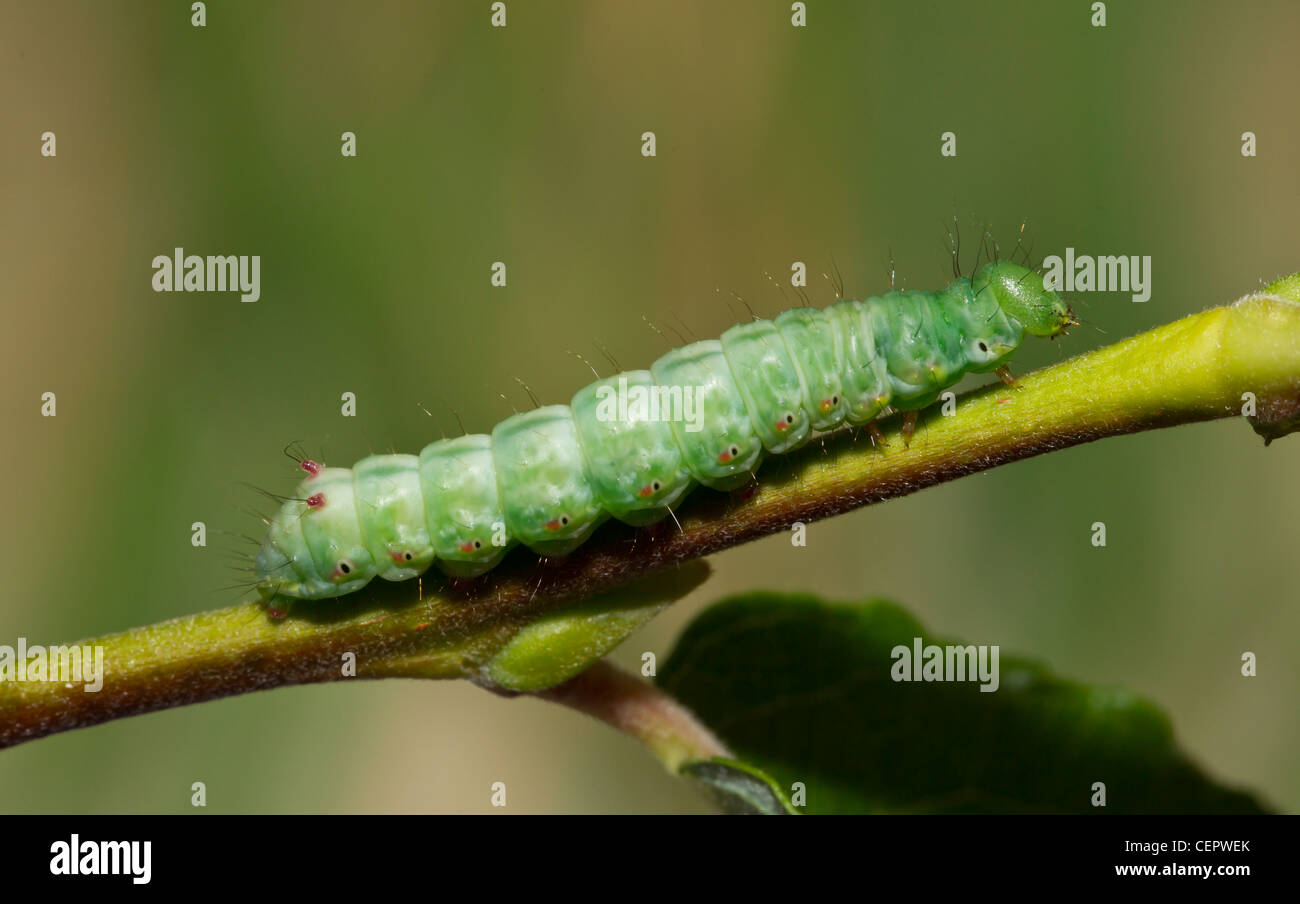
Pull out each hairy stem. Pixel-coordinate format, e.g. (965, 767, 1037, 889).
(3, 279, 1299, 750)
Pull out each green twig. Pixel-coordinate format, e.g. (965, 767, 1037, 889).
(3, 277, 1299, 750)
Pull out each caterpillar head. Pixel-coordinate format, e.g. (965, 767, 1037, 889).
(978, 262, 1076, 337)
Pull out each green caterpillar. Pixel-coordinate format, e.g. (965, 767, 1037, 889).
(255, 260, 1073, 601)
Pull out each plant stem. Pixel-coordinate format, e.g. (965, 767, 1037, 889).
(3, 279, 1299, 750)
(536, 660, 732, 771)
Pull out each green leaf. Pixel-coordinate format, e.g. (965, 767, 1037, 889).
(679, 758, 799, 815)
(484, 561, 710, 692)
(657, 593, 1269, 814)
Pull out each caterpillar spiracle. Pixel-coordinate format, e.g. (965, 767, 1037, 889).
(255, 260, 1075, 601)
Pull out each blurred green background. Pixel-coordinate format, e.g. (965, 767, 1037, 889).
(1, 0, 1296, 813)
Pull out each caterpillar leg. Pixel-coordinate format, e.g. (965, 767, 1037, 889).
(866, 420, 888, 448)
(902, 411, 918, 448)
(995, 365, 1018, 387)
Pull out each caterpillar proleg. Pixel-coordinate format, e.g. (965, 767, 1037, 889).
(255, 260, 1074, 601)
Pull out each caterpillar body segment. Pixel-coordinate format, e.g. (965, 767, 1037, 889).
(772, 307, 848, 430)
(492, 405, 606, 556)
(353, 454, 434, 582)
(649, 340, 765, 490)
(570, 370, 696, 527)
(255, 260, 1073, 601)
(418, 434, 512, 577)
(827, 299, 892, 425)
(720, 320, 812, 454)
(873, 288, 974, 408)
